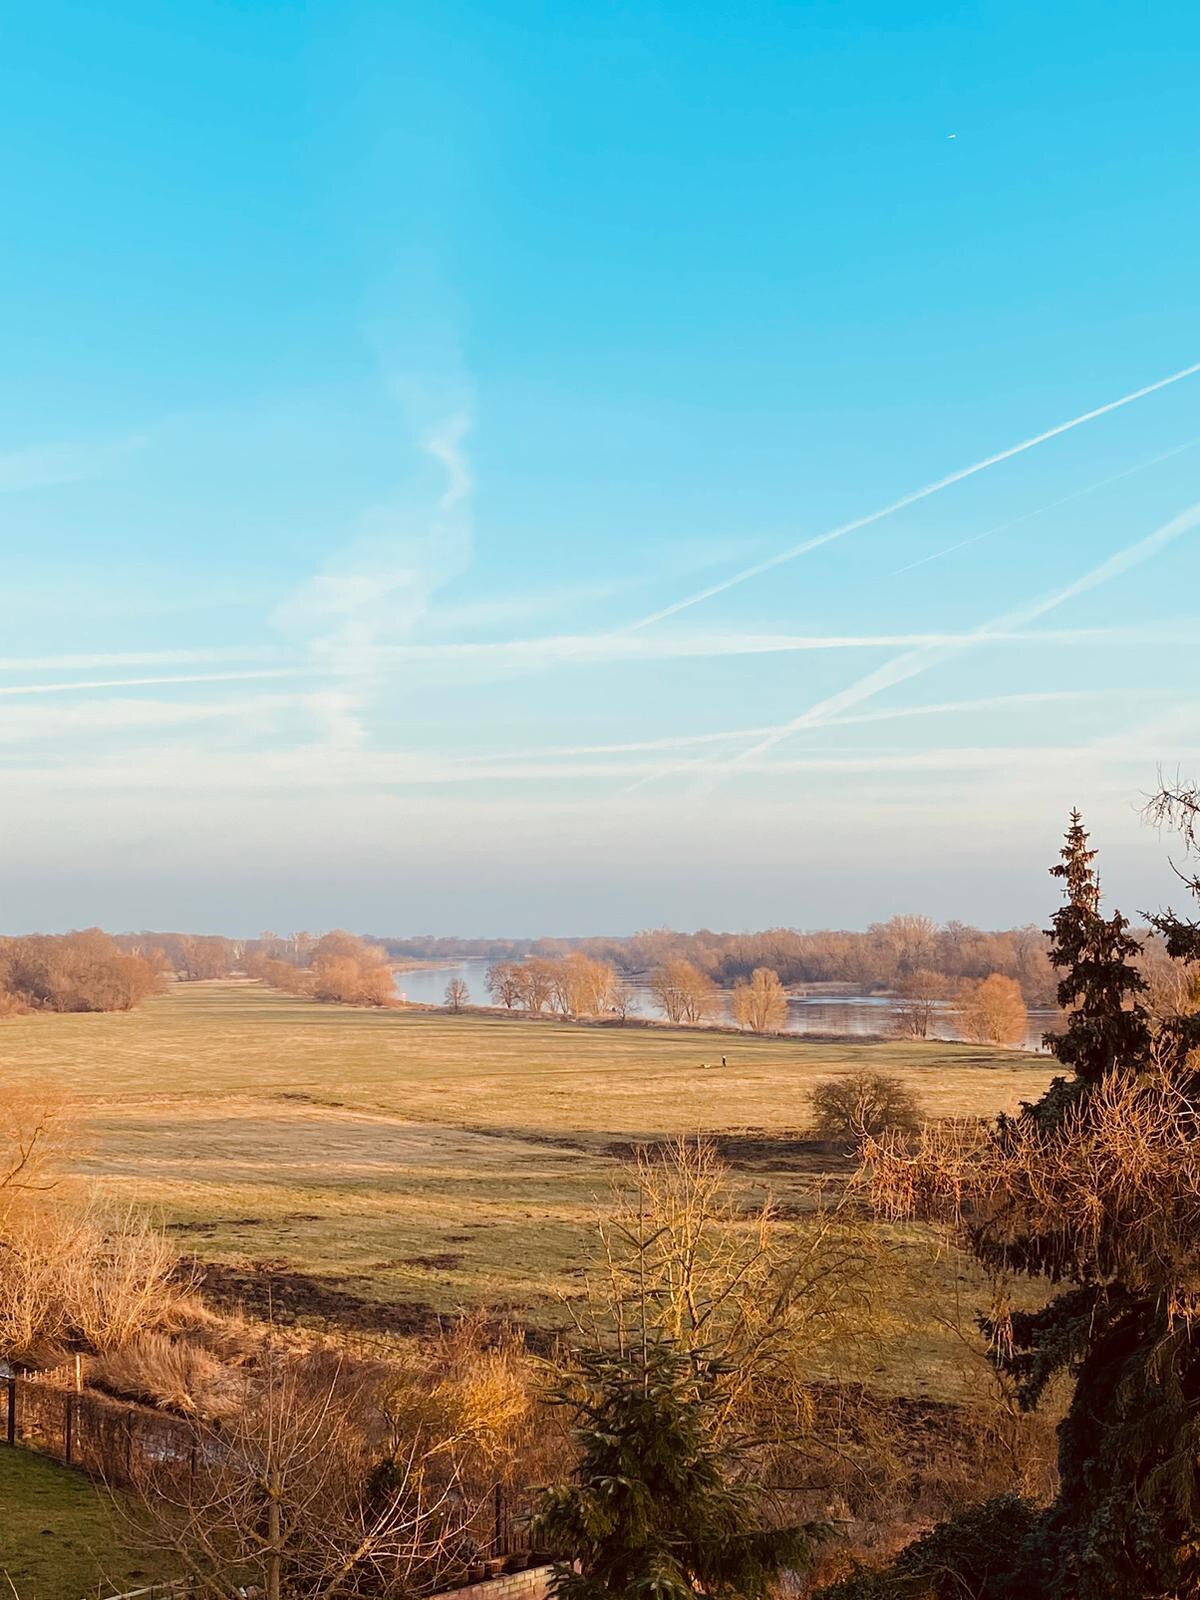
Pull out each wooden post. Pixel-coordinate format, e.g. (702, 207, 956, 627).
(6, 1377, 16, 1446)
(64, 1392, 74, 1465)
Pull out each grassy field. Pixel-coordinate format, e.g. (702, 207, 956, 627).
(2, 981, 1056, 1381)
(0, 1447, 173, 1599)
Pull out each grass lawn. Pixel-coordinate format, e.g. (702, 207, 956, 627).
(0, 1447, 173, 1599)
(1, 981, 1056, 1389)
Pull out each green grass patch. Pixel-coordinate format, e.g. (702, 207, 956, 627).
(0, 1446, 173, 1599)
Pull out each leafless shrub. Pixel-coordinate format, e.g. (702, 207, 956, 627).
(571, 1138, 886, 1469)
(0, 1198, 196, 1363)
(809, 1072, 925, 1144)
(861, 1070, 1200, 1314)
(90, 1331, 233, 1417)
(0, 1089, 71, 1225)
(126, 1344, 483, 1600)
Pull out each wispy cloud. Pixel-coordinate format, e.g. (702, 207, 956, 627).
(0, 432, 147, 492)
(363, 622, 1176, 675)
(0, 692, 315, 741)
(7, 727, 1197, 795)
(276, 402, 474, 661)
(274, 396, 475, 749)
(627, 360, 1200, 629)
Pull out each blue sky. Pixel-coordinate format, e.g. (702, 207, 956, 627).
(3, 0, 1199, 935)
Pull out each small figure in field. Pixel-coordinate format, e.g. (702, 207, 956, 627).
(721, 1055, 727, 1068)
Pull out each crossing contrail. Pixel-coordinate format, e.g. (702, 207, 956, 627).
(714, 497, 1200, 777)
(889, 435, 1200, 578)
(627, 360, 1200, 630)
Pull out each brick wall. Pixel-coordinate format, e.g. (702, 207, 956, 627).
(442, 1564, 555, 1600)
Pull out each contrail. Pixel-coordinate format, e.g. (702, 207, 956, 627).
(889, 435, 1200, 578)
(628, 360, 1200, 630)
(714, 498, 1200, 778)
(0, 669, 306, 697)
(479, 689, 1138, 765)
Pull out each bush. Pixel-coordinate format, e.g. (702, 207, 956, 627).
(90, 1332, 229, 1416)
(815, 1495, 1038, 1600)
(0, 929, 160, 1013)
(809, 1072, 924, 1143)
(0, 1201, 196, 1364)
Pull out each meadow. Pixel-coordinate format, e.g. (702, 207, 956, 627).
(2, 981, 1057, 1389)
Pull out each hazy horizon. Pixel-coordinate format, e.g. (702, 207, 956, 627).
(4, 3, 1198, 933)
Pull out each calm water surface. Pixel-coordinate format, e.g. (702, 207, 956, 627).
(395, 959, 1052, 1051)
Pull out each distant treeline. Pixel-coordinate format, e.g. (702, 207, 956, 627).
(374, 934, 542, 962)
(114, 932, 240, 980)
(372, 919, 1061, 1006)
(578, 920, 1060, 1005)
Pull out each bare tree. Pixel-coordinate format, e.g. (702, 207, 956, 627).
(730, 967, 789, 1033)
(607, 981, 637, 1022)
(516, 957, 557, 1014)
(0, 1090, 69, 1227)
(444, 977, 470, 1012)
(889, 968, 947, 1039)
(650, 960, 719, 1024)
(126, 1348, 478, 1600)
(572, 1139, 880, 1457)
(549, 954, 618, 1018)
(958, 973, 1028, 1046)
(485, 961, 523, 1009)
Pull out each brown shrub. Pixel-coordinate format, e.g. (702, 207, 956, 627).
(958, 973, 1028, 1046)
(90, 1332, 230, 1416)
(0, 929, 160, 1013)
(809, 1071, 925, 1143)
(0, 1200, 195, 1363)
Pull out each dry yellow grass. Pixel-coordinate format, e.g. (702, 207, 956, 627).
(0, 980, 1056, 1388)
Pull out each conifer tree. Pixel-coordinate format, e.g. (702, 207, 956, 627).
(537, 1341, 816, 1600)
(1042, 808, 1150, 1088)
(824, 809, 1200, 1600)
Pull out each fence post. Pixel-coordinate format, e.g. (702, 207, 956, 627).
(64, 1392, 74, 1466)
(6, 1377, 16, 1446)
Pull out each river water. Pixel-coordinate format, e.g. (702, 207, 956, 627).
(395, 959, 1054, 1051)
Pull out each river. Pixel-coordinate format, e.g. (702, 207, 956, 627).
(394, 959, 1054, 1051)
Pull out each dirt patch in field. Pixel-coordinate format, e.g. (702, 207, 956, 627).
(180, 1256, 442, 1336)
(605, 1130, 856, 1173)
(166, 1217, 267, 1233)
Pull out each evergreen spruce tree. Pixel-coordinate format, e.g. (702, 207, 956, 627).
(820, 810, 1200, 1600)
(536, 1341, 816, 1600)
(1042, 809, 1150, 1089)
(990, 815, 1190, 1598)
